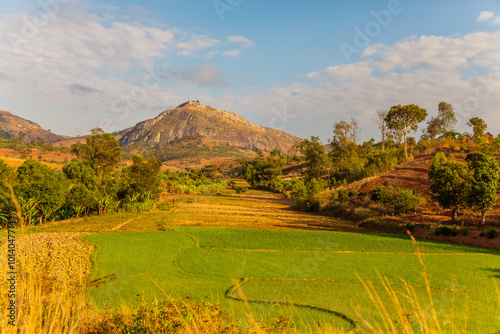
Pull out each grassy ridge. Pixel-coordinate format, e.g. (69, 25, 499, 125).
(85, 227, 500, 332)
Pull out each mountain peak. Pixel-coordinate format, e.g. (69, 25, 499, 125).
(177, 100, 209, 110)
(117, 101, 302, 152)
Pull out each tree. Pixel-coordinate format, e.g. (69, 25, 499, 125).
(332, 118, 360, 149)
(125, 154, 163, 200)
(71, 128, 121, 184)
(425, 117, 444, 140)
(299, 136, 326, 181)
(465, 152, 499, 225)
(467, 117, 487, 142)
(437, 102, 456, 135)
(428, 156, 471, 221)
(385, 104, 427, 159)
(373, 109, 388, 151)
(62, 159, 98, 190)
(0, 159, 15, 225)
(15, 159, 67, 224)
(64, 184, 97, 217)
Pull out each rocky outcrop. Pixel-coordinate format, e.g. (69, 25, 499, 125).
(116, 100, 302, 152)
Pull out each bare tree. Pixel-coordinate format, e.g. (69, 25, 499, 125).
(350, 117, 361, 144)
(373, 109, 388, 151)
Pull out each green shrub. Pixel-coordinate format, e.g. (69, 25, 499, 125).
(435, 225, 453, 236)
(461, 226, 469, 236)
(359, 191, 368, 197)
(371, 185, 426, 214)
(486, 228, 498, 239)
(370, 186, 384, 201)
(234, 186, 248, 194)
(329, 192, 337, 203)
(347, 190, 357, 197)
(337, 188, 348, 202)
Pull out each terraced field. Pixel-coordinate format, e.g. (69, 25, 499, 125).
(84, 226, 500, 332)
(32, 190, 493, 333)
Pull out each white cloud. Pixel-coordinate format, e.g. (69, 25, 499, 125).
(478, 11, 494, 21)
(477, 10, 500, 25)
(227, 35, 254, 49)
(176, 64, 228, 87)
(242, 30, 500, 142)
(223, 49, 240, 56)
(176, 34, 221, 55)
(0, 6, 243, 134)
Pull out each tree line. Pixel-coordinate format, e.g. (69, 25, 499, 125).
(240, 101, 500, 223)
(0, 128, 163, 226)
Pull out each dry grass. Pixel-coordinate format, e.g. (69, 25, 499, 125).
(0, 232, 95, 333)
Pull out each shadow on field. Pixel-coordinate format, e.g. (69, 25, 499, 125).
(482, 267, 500, 279)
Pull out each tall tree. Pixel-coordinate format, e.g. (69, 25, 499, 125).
(437, 102, 456, 135)
(373, 109, 388, 151)
(299, 136, 326, 181)
(467, 117, 487, 142)
(465, 152, 499, 225)
(15, 159, 67, 224)
(385, 104, 428, 159)
(71, 128, 121, 184)
(425, 117, 444, 140)
(428, 156, 471, 221)
(126, 154, 163, 200)
(350, 117, 361, 145)
(332, 117, 360, 149)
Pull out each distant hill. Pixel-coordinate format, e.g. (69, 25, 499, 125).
(116, 100, 302, 152)
(0, 110, 67, 143)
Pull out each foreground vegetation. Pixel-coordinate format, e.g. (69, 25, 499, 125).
(2, 191, 499, 333)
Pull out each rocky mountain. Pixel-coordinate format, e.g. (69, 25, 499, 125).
(0, 110, 66, 143)
(116, 100, 302, 152)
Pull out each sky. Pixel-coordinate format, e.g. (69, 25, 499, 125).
(0, 0, 500, 143)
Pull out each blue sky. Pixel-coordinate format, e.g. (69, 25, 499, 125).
(1, 0, 500, 143)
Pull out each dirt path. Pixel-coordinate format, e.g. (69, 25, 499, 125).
(110, 217, 140, 231)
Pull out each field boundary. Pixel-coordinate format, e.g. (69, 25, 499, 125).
(225, 277, 357, 330)
(110, 217, 140, 231)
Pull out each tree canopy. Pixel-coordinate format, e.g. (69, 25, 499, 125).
(429, 152, 499, 224)
(465, 152, 500, 224)
(467, 117, 487, 142)
(71, 128, 121, 184)
(385, 104, 427, 159)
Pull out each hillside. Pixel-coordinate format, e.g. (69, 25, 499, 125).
(116, 100, 302, 152)
(0, 110, 67, 143)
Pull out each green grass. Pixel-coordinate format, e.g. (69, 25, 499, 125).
(85, 227, 500, 333)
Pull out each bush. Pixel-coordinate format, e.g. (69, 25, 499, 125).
(435, 225, 453, 236)
(329, 191, 337, 203)
(234, 186, 248, 194)
(347, 190, 357, 197)
(371, 185, 426, 215)
(359, 191, 368, 197)
(486, 228, 498, 239)
(370, 186, 384, 201)
(461, 226, 469, 236)
(337, 188, 348, 202)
